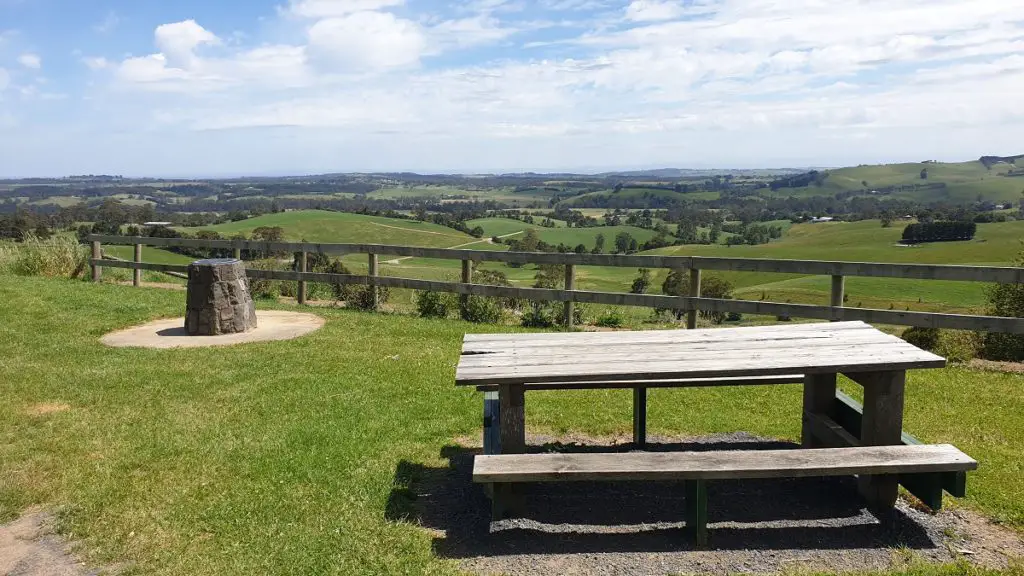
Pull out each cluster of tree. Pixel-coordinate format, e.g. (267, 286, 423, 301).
(723, 223, 784, 246)
(901, 221, 977, 244)
(0, 211, 53, 241)
(769, 171, 828, 191)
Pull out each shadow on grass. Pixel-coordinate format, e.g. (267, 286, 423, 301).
(385, 440, 940, 557)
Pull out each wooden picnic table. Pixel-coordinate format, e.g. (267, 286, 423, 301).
(456, 321, 948, 508)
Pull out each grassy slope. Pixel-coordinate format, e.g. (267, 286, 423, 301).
(645, 219, 1024, 311)
(558, 187, 721, 208)
(773, 161, 1024, 203)
(466, 217, 661, 251)
(186, 210, 473, 247)
(0, 275, 1022, 575)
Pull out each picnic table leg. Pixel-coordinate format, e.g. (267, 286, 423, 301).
(492, 383, 526, 520)
(801, 373, 837, 448)
(856, 370, 906, 509)
(633, 387, 647, 448)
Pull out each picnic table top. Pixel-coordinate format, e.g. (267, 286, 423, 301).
(455, 321, 946, 386)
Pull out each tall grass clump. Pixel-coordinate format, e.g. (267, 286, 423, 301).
(0, 234, 88, 278)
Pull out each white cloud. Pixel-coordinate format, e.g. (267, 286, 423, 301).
(17, 53, 41, 69)
(283, 0, 404, 18)
(94, 11, 121, 34)
(306, 11, 425, 70)
(154, 20, 221, 68)
(624, 0, 685, 22)
(82, 56, 110, 70)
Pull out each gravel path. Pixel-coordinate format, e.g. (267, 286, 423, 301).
(387, 432, 1024, 575)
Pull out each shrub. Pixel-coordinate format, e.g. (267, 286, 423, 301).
(595, 310, 624, 328)
(902, 327, 940, 351)
(980, 249, 1024, 361)
(460, 295, 503, 324)
(555, 303, 587, 326)
(726, 312, 743, 322)
(0, 235, 88, 278)
(346, 285, 391, 311)
(416, 291, 454, 319)
(521, 303, 555, 328)
(934, 330, 982, 364)
(247, 259, 285, 299)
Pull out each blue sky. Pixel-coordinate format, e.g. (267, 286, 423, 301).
(1, 0, 1022, 177)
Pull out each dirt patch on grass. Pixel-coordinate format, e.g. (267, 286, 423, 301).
(969, 359, 1024, 374)
(0, 508, 101, 575)
(396, 432, 1023, 576)
(24, 403, 71, 417)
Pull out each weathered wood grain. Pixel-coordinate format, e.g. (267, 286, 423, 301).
(92, 256, 1024, 333)
(473, 375, 806, 392)
(858, 370, 907, 508)
(802, 373, 838, 448)
(633, 387, 647, 447)
(498, 383, 526, 455)
(89, 235, 1024, 284)
(472, 444, 977, 483)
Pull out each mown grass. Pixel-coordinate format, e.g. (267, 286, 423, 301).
(184, 210, 473, 247)
(0, 275, 1022, 576)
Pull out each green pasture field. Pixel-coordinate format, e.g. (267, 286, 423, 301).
(184, 210, 473, 248)
(0, 275, 1022, 575)
(772, 161, 1024, 203)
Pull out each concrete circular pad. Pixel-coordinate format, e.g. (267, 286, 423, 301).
(101, 311, 325, 349)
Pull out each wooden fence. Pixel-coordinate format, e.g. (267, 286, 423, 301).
(87, 235, 1024, 334)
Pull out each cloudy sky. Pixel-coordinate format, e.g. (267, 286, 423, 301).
(0, 0, 1022, 176)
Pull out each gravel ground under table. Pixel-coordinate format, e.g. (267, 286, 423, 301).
(386, 432, 1023, 576)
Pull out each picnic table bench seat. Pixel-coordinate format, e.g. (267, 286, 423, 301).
(474, 443, 978, 546)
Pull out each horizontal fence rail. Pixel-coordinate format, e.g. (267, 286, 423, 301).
(88, 235, 1024, 334)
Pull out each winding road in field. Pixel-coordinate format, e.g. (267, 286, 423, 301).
(383, 231, 523, 265)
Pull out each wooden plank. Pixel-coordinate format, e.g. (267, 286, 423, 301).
(684, 479, 708, 548)
(473, 374, 806, 392)
(858, 370, 906, 508)
(831, 275, 845, 321)
(456, 346, 946, 386)
(802, 373, 837, 448)
(298, 251, 308, 305)
(633, 387, 647, 447)
(464, 321, 873, 346)
(564, 264, 575, 329)
(460, 333, 913, 365)
(92, 260, 190, 275)
(804, 411, 861, 449)
(472, 444, 977, 483)
(133, 243, 142, 287)
(368, 253, 379, 311)
(88, 235, 1024, 284)
(498, 383, 525, 455)
(91, 241, 101, 282)
(832, 390, 967, 498)
(687, 268, 701, 330)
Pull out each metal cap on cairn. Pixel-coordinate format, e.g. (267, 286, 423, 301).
(185, 258, 258, 336)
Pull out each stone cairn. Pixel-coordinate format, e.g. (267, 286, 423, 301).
(185, 259, 257, 336)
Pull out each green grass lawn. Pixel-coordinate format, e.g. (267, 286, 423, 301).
(0, 276, 1022, 575)
(184, 210, 474, 247)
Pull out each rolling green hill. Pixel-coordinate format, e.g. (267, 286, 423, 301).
(772, 160, 1024, 203)
(186, 210, 475, 247)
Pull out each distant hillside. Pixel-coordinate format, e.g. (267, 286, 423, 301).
(185, 210, 474, 247)
(768, 159, 1024, 204)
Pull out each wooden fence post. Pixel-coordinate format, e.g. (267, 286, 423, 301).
(563, 264, 575, 329)
(133, 243, 142, 287)
(831, 275, 845, 321)
(368, 253, 379, 311)
(297, 251, 308, 305)
(233, 246, 242, 261)
(461, 259, 473, 309)
(686, 268, 702, 329)
(91, 240, 102, 283)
